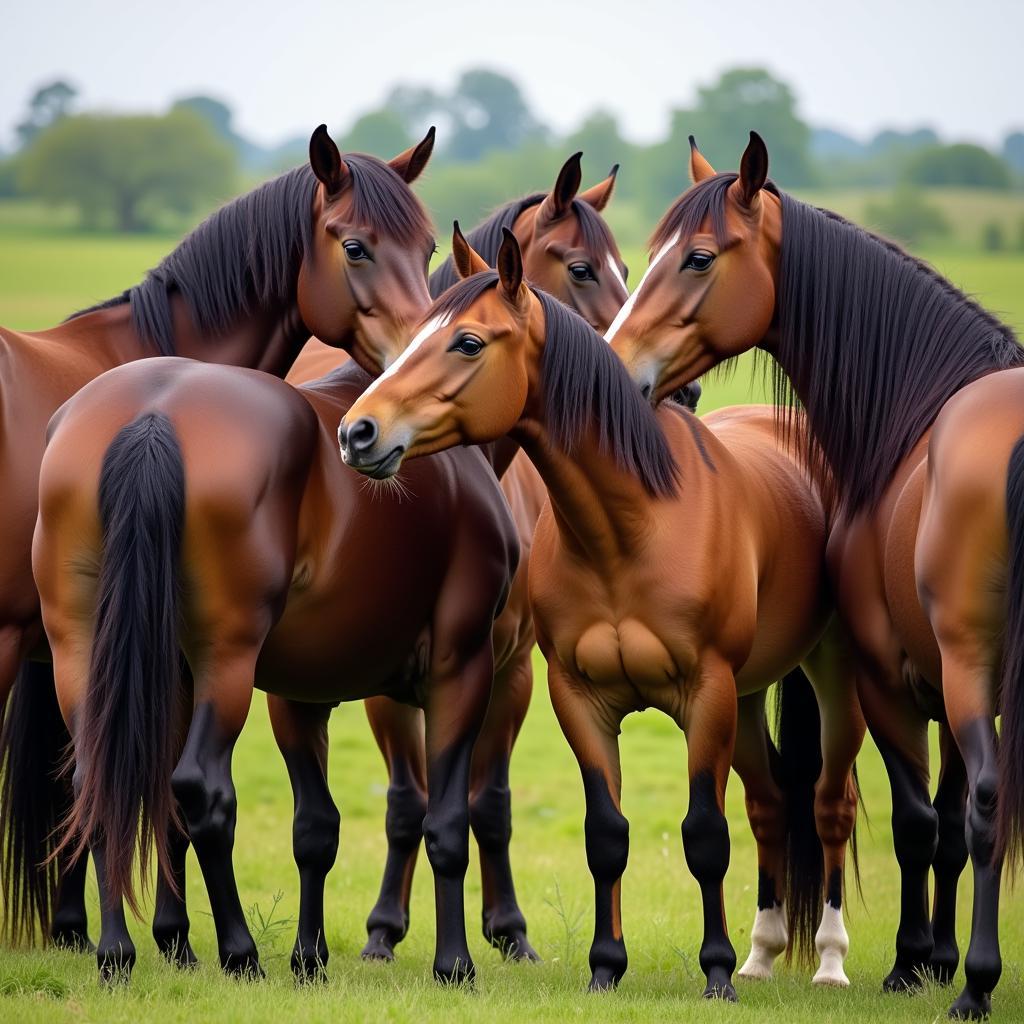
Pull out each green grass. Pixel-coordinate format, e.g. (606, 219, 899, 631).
(1, 199, 1024, 1020)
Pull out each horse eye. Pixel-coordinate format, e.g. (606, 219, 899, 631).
(683, 250, 715, 272)
(343, 240, 370, 261)
(449, 335, 484, 357)
(569, 262, 594, 282)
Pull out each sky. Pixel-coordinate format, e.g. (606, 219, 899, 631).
(2, 0, 1021, 152)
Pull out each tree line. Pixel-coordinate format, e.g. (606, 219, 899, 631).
(2, 68, 1022, 239)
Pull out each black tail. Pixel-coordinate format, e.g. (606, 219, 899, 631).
(54, 412, 185, 914)
(0, 662, 72, 944)
(774, 667, 825, 964)
(997, 434, 1024, 866)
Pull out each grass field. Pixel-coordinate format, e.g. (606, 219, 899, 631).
(1, 197, 1024, 1022)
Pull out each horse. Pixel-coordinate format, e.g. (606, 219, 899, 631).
(338, 227, 865, 1000)
(285, 152, 631, 964)
(605, 132, 1024, 1020)
(0, 122, 437, 960)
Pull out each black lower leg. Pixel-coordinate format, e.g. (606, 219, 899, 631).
(49, 847, 93, 952)
(171, 702, 260, 978)
(877, 739, 937, 992)
(471, 760, 537, 961)
(948, 718, 1002, 1021)
(681, 771, 737, 1001)
(931, 733, 968, 986)
(152, 816, 197, 968)
(91, 841, 136, 984)
(582, 768, 629, 992)
(283, 723, 340, 982)
(363, 762, 426, 961)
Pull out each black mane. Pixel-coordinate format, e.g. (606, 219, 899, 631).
(428, 274, 677, 496)
(429, 194, 619, 297)
(70, 155, 432, 356)
(657, 172, 1024, 513)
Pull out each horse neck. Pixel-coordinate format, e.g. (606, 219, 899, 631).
(167, 294, 311, 377)
(512, 415, 661, 567)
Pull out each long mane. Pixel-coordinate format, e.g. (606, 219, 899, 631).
(428, 275, 677, 496)
(70, 155, 432, 356)
(655, 172, 1024, 513)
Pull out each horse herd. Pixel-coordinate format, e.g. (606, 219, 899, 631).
(0, 123, 1020, 1021)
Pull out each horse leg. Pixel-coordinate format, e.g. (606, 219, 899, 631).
(171, 650, 261, 978)
(930, 724, 968, 985)
(422, 641, 493, 985)
(803, 636, 865, 987)
(732, 692, 788, 981)
(940, 655, 1001, 1021)
(547, 659, 628, 992)
(361, 696, 427, 961)
(470, 648, 537, 961)
(267, 694, 340, 982)
(865, 684, 936, 993)
(679, 654, 738, 1001)
(152, 666, 198, 968)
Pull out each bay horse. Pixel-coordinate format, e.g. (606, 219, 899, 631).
(338, 229, 864, 1000)
(31, 169, 525, 982)
(606, 132, 1024, 1019)
(0, 123, 437, 958)
(286, 152, 630, 963)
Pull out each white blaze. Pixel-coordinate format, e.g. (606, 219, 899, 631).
(603, 232, 680, 343)
(605, 251, 628, 294)
(360, 313, 451, 398)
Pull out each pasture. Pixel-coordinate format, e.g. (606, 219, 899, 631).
(1, 196, 1024, 1022)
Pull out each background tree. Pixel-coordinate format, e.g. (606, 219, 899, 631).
(903, 143, 1013, 189)
(1001, 131, 1024, 175)
(16, 80, 77, 148)
(863, 186, 951, 246)
(565, 111, 633, 192)
(18, 109, 237, 231)
(668, 68, 815, 186)
(341, 110, 412, 157)
(446, 69, 546, 161)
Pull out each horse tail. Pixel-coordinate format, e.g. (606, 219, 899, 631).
(54, 412, 185, 914)
(997, 433, 1024, 866)
(774, 666, 824, 964)
(0, 662, 71, 944)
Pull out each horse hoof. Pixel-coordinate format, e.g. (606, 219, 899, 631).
(883, 963, 925, 993)
(587, 966, 621, 992)
(361, 929, 397, 962)
(738, 954, 774, 981)
(433, 956, 475, 987)
(291, 948, 328, 984)
(948, 986, 991, 1020)
(156, 934, 199, 970)
(222, 950, 264, 980)
(97, 945, 136, 986)
(488, 930, 541, 962)
(928, 949, 960, 986)
(703, 972, 738, 1002)
(52, 925, 95, 954)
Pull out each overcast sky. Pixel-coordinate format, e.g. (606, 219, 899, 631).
(3, 0, 1021, 151)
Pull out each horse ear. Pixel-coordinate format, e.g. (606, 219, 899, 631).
(688, 135, 716, 183)
(497, 228, 525, 304)
(389, 125, 436, 184)
(309, 124, 350, 195)
(578, 163, 618, 212)
(736, 130, 769, 207)
(538, 151, 583, 222)
(452, 221, 490, 279)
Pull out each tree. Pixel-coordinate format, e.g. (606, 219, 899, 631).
(566, 111, 632, 187)
(446, 69, 546, 161)
(1002, 131, 1024, 175)
(863, 187, 951, 247)
(341, 110, 412, 157)
(668, 68, 815, 186)
(903, 143, 1013, 189)
(172, 94, 270, 171)
(18, 109, 237, 232)
(16, 80, 77, 148)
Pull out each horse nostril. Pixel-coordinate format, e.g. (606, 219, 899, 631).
(640, 383, 652, 401)
(347, 417, 379, 453)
